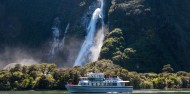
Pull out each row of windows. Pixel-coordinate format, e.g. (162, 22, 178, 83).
(92, 83, 117, 86)
(80, 83, 89, 85)
(80, 82, 118, 86)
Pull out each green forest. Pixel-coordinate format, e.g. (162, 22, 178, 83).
(1, 0, 190, 91)
(0, 61, 190, 90)
(1, 0, 190, 72)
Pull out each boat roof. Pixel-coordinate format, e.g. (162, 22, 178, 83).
(88, 73, 104, 75)
(117, 81, 130, 83)
(80, 77, 88, 78)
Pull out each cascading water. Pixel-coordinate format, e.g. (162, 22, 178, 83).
(74, 0, 105, 66)
(90, 0, 105, 62)
(59, 23, 70, 49)
(49, 17, 69, 60)
(65, 23, 70, 34)
(49, 18, 61, 58)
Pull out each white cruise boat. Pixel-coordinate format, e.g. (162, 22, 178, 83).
(66, 73, 133, 93)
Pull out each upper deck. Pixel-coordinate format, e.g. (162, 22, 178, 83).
(87, 73, 104, 78)
(78, 73, 129, 87)
(86, 73, 105, 81)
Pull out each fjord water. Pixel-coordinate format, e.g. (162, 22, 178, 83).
(0, 90, 190, 94)
(74, 0, 105, 66)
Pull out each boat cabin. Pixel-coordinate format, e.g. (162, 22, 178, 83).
(78, 73, 129, 87)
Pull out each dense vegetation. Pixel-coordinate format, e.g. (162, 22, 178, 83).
(1, 0, 190, 72)
(1, 1, 190, 91)
(104, 0, 190, 72)
(1, 61, 190, 90)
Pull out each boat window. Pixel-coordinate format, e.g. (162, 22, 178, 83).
(80, 83, 89, 86)
(104, 83, 106, 86)
(92, 83, 96, 86)
(113, 83, 117, 86)
(100, 83, 102, 86)
(97, 83, 100, 86)
(110, 83, 113, 86)
(121, 83, 125, 86)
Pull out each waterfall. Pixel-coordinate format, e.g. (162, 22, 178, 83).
(49, 17, 69, 60)
(74, 0, 105, 66)
(65, 23, 70, 34)
(50, 24, 60, 57)
(59, 23, 70, 49)
(90, 0, 105, 62)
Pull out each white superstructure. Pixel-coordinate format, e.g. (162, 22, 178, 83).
(66, 73, 133, 93)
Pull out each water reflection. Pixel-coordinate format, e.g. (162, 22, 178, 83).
(71, 92, 132, 94)
(0, 91, 190, 94)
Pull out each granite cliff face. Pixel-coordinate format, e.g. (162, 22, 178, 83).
(102, 0, 190, 72)
(0, 0, 93, 48)
(0, 0, 94, 68)
(1, 0, 190, 72)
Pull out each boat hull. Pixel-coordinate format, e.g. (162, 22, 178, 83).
(66, 85, 133, 93)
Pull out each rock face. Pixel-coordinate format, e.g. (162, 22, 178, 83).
(0, 0, 93, 48)
(0, 0, 94, 68)
(104, 0, 190, 72)
(1, 0, 190, 72)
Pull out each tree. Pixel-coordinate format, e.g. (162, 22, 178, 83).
(162, 64, 174, 73)
(153, 77, 167, 89)
(140, 80, 154, 89)
(10, 64, 22, 72)
(100, 28, 125, 60)
(28, 65, 40, 74)
(36, 74, 55, 89)
(19, 79, 30, 89)
(0, 71, 11, 90)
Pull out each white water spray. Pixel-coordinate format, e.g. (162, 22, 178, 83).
(50, 26, 60, 57)
(60, 23, 70, 49)
(49, 17, 69, 59)
(74, 0, 105, 66)
(90, 0, 105, 62)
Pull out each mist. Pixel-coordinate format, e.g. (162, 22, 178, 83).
(0, 47, 41, 69)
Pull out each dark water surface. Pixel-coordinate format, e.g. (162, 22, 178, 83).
(0, 90, 190, 94)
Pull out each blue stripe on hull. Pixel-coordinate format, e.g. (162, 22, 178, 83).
(66, 85, 133, 93)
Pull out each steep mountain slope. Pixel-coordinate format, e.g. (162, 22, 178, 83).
(0, 0, 93, 48)
(0, 0, 94, 68)
(101, 0, 190, 72)
(1, 0, 190, 72)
